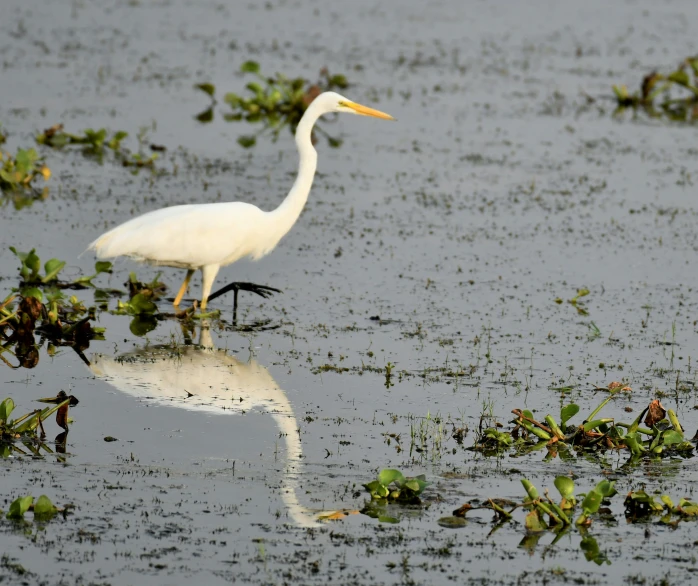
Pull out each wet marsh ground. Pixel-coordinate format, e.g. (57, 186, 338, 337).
(2, 0, 698, 584)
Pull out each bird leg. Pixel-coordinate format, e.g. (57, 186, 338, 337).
(199, 265, 221, 311)
(173, 269, 195, 308)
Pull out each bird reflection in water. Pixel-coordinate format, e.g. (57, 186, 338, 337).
(89, 325, 334, 527)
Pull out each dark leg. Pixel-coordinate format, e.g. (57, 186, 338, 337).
(206, 282, 282, 305)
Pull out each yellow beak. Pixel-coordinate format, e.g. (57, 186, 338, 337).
(342, 101, 396, 120)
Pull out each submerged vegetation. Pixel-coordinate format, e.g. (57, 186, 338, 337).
(195, 62, 349, 147)
(612, 55, 698, 122)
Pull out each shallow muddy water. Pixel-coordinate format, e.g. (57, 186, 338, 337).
(2, 0, 698, 584)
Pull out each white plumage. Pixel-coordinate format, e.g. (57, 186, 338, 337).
(88, 92, 394, 309)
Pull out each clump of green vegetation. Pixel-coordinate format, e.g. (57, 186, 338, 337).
(0, 395, 75, 446)
(444, 477, 615, 563)
(10, 247, 112, 288)
(195, 62, 349, 147)
(110, 272, 167, 336)
(36, 124, 159, 168)
(361, 468, 431, 524)
(612, 55, 698, 122)
(10, 246, 112, 290)
(472, 390, 692, 464)
(0, 292, 104, 368)
(363, 468, 431, 503)
(624, 491, 698, 524)
(0, 148, 50, 192)
(2, 247, 115, 367)
(36, 124, 127, 152)
(3, 494, 72, 521)
(554, 287, 590, 315)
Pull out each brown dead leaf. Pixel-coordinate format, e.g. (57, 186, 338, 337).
(453, 503, 473, 517)
(302, 85, 322, 108)
(608, 381, 632, 392)
(56, 403, 69, 431)
(42, 123, 64, 138)
(645, 399, 666, 428)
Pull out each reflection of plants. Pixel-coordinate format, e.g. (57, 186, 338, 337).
(0, 148, 50, 192)
(194, 62, 349, 148)
(612, 56, 698, 122)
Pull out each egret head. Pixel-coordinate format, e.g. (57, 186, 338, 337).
(316, 91, 395, 120)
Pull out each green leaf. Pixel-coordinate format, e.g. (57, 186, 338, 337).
(668, 70, 689, 86)
(377, 515, 399, 524)
(42, 259, 66, 283)
(129, 293, 157, 315)
(661, 430, 684, 446)
(521, 479, 539, 500)
(583, 418, 613, 432)
(581, 490, 603, 514)
(404, 479, 420, 492)
(554, 476, 575, 500)
(329, 74, 348, 89)
(15, 149, 38, 172)
(237, 135, 256, 148)
(94, 261, 113, 275)
(33, 495, 57, 518)
(660, 494, 674, 509)
(245, 82, 264, 96)
(560, 404, 579, 427)
(6, 495, 33, 519)
(524, 509, 547, 532)
(363, 480, 383, 496)
(13, 412, 40, 434)
(594, 480, 616, 498)
(678, 499, 698, 516)
(240, 60, 260, 74)
(195, 83, 216, 97)
(378, 469, 405, 487)
(195, 108, 214, 124)
(437, 516, 467, 529)
(0, 397, 15, 422)
(624, 432, 645, 455)
(24, 249, 41, 278)
(21, 287, 43, 302)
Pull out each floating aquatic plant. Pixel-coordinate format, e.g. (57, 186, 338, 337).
(0, 148, 50, 192)
(612, 55, 698, 122)
(3, 494, 73, 521)
(472, 391, 693, 463)
(36, 124, 159, 169)
(195, 62, 349, 147)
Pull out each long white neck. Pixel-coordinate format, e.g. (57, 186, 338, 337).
(266, 101, 323, 238)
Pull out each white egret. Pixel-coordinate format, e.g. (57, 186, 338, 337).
(88, 92, 394, 310)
